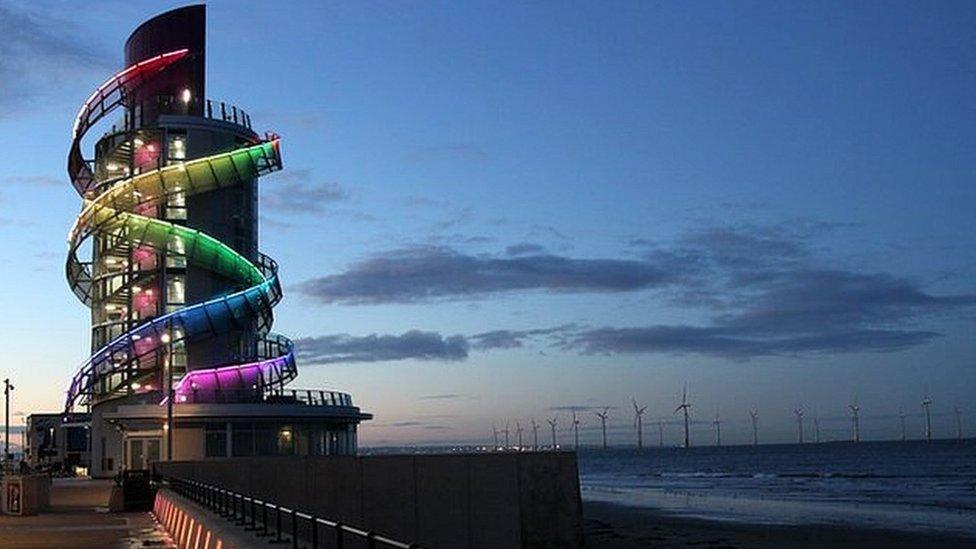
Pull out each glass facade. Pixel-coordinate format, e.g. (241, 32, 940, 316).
(202, 421, 357, 458)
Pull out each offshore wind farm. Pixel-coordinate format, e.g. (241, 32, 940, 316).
(479, 388, 968, 452)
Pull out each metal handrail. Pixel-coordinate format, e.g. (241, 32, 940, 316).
(172, 387, 353, 407)
(160, 476, 422, 549)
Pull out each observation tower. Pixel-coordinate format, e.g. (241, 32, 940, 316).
(65, 5, 370, 478)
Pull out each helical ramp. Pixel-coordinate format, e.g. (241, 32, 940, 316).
(65, 50, 298, 412)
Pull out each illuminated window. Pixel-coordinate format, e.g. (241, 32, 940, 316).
(165, 191, 187, 220)
(166, 237, 186, 268)
(166, 275, 185, 305)
(171, 340, 187, 369)
(168, 135, 186, 161)
(277, 426, 295, 455)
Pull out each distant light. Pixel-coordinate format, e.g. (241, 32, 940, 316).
(161, 333, 171, 343)
(180, 88, 191, 104)
(133, 138, 144, 147)
(130, 382, 141, 390)
(132, 286, 142, 293)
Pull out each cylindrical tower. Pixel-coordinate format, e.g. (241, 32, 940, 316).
(65, 5, 368, 478)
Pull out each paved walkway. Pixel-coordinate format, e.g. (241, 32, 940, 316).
(0, 477, 174, 548)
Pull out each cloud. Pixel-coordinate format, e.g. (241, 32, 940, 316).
(505, 243, 546, 256)
(469, 326, 575, 350)
(418, 393, 464, 400)
(0, 5, 111, 115)
(388, 421, 424, 427)
(557, 223, 976, 358)
(563, 326, 941, 358)
(295, 330, 469, 364)
(263, 174, 349, 214)
(294, 222, 976, 359)
(549, 405, 595, 412)
(297, 246, 685, 305)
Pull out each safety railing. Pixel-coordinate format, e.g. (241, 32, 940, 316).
(161, 476, 422, 549)
(173, 387, 353, 407)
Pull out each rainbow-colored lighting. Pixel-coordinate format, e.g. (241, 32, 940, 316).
(65, 50, 297, 411)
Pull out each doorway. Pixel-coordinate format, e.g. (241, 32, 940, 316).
(125, 437, 161, 470)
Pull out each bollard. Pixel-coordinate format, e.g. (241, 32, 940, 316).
(335, 522, 344, 549)
(311, 517, 318, 549)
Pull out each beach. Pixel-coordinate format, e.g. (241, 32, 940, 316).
(577, 441, 976, 547)
(583, 500, 976, 548)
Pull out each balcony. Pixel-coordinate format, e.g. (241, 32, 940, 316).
(175, 387, 354, 408)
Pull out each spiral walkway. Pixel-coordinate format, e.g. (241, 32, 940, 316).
(65, 50, 297, 411)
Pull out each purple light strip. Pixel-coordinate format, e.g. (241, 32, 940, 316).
(165, 354, 291, 405)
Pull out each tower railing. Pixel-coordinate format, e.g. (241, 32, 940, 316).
(101, 95, 255, 138)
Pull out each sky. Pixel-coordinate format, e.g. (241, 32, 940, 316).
(0, 0, 974, 447)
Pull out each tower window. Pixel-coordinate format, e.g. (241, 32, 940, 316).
(167, 134, 187, 162)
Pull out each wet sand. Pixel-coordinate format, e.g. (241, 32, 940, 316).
(583, 500, 976, 548)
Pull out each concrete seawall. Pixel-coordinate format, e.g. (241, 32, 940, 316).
(153, 452, 583, 548)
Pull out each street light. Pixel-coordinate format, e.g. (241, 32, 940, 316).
(4, 378, 14, 461)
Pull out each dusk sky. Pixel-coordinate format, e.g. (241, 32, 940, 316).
(1, 1, 974, 447)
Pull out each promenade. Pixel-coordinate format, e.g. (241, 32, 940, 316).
(0, 477, 172, 548)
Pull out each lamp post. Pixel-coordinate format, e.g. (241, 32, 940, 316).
(4, 378, 14, 461)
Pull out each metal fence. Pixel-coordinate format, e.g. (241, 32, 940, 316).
(160, 476, 422, 549)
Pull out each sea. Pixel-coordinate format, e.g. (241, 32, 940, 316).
(577, 439, 976, 537)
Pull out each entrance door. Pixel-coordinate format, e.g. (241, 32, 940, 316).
(126, 438, 161, 470)
(128, 440, 144, 470)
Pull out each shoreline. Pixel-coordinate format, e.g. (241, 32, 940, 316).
(583, 500, 976, 548)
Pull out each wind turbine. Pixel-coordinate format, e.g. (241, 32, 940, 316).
(547, 416, 558, 449)
(712, 411, 722, 447)
(922, 394, 933, 441)
(572, 409, 581, 451)
(502, 422, 511, 448)
(849, 398, 861, 443)
(531, 418, 540, 448)
(516, 421, 524, 449)
(898, 409, 907, 441)
(632, 398, 647, 450)
(658, 419, 665, 448)
(813, 410, 821, 444)
(793, 407, 805, 444)
(955, 407, 963, 441)
(674, 384, 692, 448)
(595, 407, 610, 450)
(492, 425, 499, 449)
(749, 409, 759, 446)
